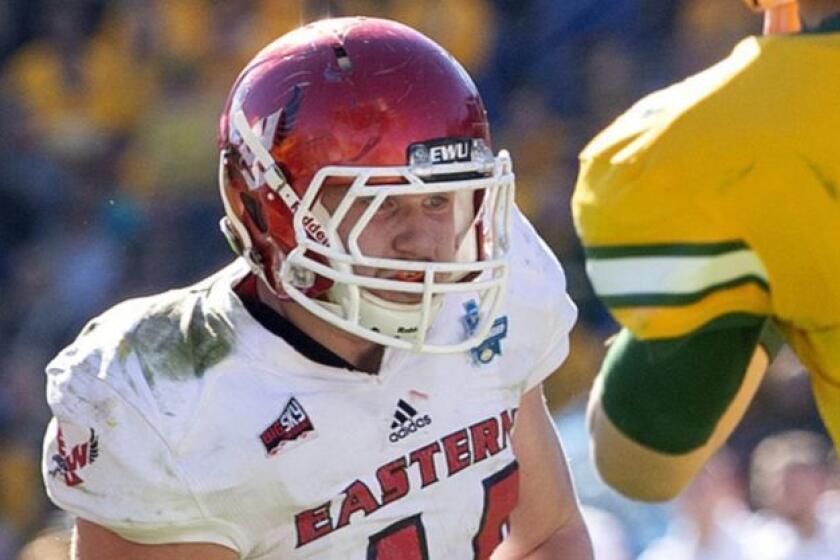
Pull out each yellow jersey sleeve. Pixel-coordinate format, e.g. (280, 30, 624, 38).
(573, 32, 840, 341)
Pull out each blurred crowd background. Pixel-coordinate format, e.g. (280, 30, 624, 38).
(0, 0, 837, 559)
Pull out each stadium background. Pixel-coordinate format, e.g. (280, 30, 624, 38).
(0, 1, 835, 558)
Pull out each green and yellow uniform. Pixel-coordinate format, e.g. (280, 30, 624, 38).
(573, 20, 840, 450)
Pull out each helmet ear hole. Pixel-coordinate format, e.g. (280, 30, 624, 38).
(241, 193, 268, 233)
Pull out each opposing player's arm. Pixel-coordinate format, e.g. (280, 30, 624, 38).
(74, 519, 239, 560)
(491, 384, 593, 560)
(588, 316, 783, 501)
(576, 219, 779, 501)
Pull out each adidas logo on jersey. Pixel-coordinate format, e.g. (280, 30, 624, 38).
(388, 399, 432, 443)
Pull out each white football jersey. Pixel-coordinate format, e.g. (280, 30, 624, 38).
(42, 210, 577, 559)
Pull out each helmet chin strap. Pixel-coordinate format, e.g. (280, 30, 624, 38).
(318, 287, 443, 346)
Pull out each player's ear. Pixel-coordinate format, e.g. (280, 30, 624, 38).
(763, 2, 801, 34)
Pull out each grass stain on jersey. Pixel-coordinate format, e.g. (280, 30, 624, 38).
(76, 486, 103, 497)
(120, 290, 235, 386)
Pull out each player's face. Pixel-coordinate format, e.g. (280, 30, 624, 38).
(319, 187, 461, 304)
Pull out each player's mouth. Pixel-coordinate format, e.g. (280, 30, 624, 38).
(367, 270, 426, 304)
(389, 270, 424, 282)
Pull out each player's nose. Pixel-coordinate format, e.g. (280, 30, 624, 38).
(390, 205, 439, 261)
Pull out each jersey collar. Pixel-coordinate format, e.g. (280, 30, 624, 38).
(209, 259, 410, 382)
(236, 277, 359, 372)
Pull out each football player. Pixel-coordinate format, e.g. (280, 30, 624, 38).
(573, 0, 840, 501)
(42, 17, 593, 560)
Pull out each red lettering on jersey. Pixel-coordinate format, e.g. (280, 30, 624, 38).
(49, 427, 99, 487)
(295, 501, 334, 547)
(408, 442, 442, 487)
(442, 429, 472, 476)
(368, 515, 428, 560)
(336, 479, 381, 529)
(70, 443, 89, 470)
(64, 469, 84, 487)
(260, 425, 281, 447)
(293, 408, 519, 549)
(473, 462, 520, 558)
(470, 418, 501, 462)
(377, 457, 410, 505)
(57, 427, 68, 456)
(500, 409, 517, 449)
(61, 443, 89, 485)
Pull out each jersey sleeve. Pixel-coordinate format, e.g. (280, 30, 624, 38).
(509, 209, 578, 392)
(582, 238, 773, 340)
(42, 335, 245, 552)
(572, 46, 774, 341)
(525, 315, 573, 393)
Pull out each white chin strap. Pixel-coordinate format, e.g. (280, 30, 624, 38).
(318, 290, 443, 343)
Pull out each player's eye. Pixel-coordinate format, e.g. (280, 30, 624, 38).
(354, 196, 391, 210)
(423, 194, 450, 211)
(377, 197, 398, 214)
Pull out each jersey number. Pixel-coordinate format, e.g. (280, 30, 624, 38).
(367, 462, 519, 560)
(367, 514, 428, 560)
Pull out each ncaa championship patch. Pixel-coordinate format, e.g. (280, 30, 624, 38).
(462, 300, 508, 365)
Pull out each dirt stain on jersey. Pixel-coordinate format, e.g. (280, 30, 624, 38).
(120, 290, 235, 386)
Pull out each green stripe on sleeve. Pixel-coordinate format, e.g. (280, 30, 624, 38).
(585, 239, 770, 306)
(585, 240, 749, 259)
(599, 275, 770, 308)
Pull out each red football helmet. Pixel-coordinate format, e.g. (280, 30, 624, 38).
(218, 17, 515, 353)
